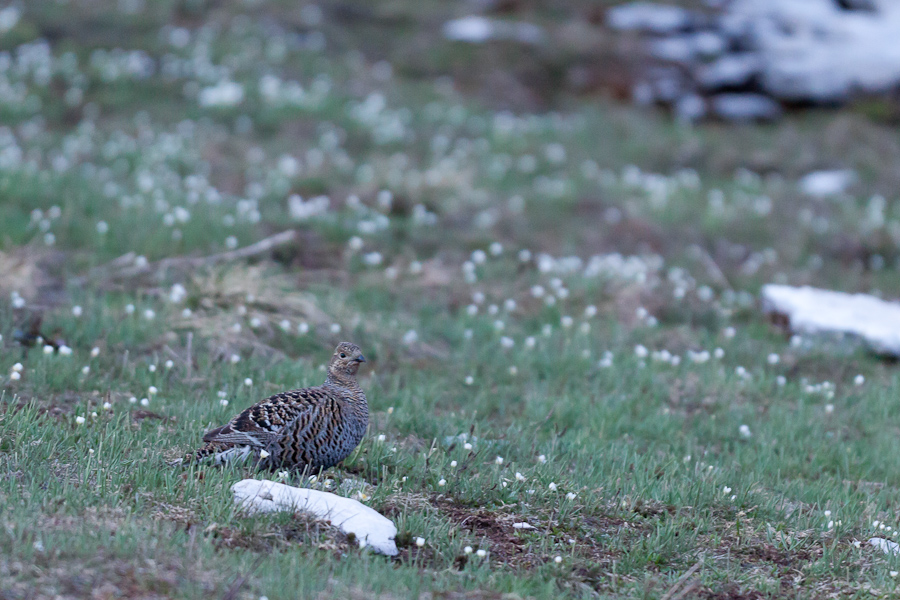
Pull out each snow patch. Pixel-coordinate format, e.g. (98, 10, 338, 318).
(761, 284, 900, 356)
(870, 537, 900, 555)
(231, 479, 398, 555)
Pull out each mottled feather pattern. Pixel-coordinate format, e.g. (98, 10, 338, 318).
(194, 342, 369, 471)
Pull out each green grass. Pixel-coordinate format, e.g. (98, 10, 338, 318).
(4, 1, 900, 598)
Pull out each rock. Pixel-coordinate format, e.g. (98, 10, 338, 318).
(761, 284, 900, 356)
(616, 0, 900, 117)
(607, 2, 695, 34)
(650, 32, 726, 63)
(710, 93, 781, 121)
(443, 16, 544, 45)
(732, 0, 900, 102)
(231, 479, 398, 555)
(674, 94, 707, 122)
(443, 16, 493, 43)
(798, 169, 856, 197)
(870, 537, 900, 555)
(696, 54, 761, 90)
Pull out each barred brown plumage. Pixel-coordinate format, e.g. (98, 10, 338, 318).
(194, 342, 368, 471)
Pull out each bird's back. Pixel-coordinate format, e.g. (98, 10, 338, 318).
(198, 380, 368, 471)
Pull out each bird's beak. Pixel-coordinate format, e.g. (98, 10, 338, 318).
(355, 355, 367, 363)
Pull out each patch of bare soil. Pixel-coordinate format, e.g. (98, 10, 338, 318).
(0, 249, 67, 308)
(206, 513, 356, 558)
(315, 580, 521, 600)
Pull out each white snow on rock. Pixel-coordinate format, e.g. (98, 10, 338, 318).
(870, 537, 900, 555)
(615, 0, 900, 118)
(231, 479, 398, 556)
(730, 0, 900, 102)
(798, 170, 857, 198)
(607, 3, 695, 34)
(710, 94, 781, 121)
(442, 16, 544, 45)
(761, 284, 900, 356)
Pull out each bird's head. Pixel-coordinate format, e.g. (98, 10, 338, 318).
(328, 342, 366, 379)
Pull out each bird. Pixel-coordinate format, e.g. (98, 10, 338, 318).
(194, 342, 369, 472)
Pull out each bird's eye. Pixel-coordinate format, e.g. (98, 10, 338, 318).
(339, 353, 346, 358)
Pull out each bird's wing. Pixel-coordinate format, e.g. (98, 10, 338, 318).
(279, 387, 334, 443)
(202, 388, 323, 447)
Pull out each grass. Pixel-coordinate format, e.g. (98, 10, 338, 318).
(4, 1, 900, 598)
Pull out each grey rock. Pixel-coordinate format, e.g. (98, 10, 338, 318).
(675, 94, 707, 122)
(696, 54, 761, 89)
(651, 31, 726, 63)
(710, 93, 781, 121)
(607, 2, 694, 34)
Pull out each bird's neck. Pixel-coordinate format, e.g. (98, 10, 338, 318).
(325, 370, 359, 389)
